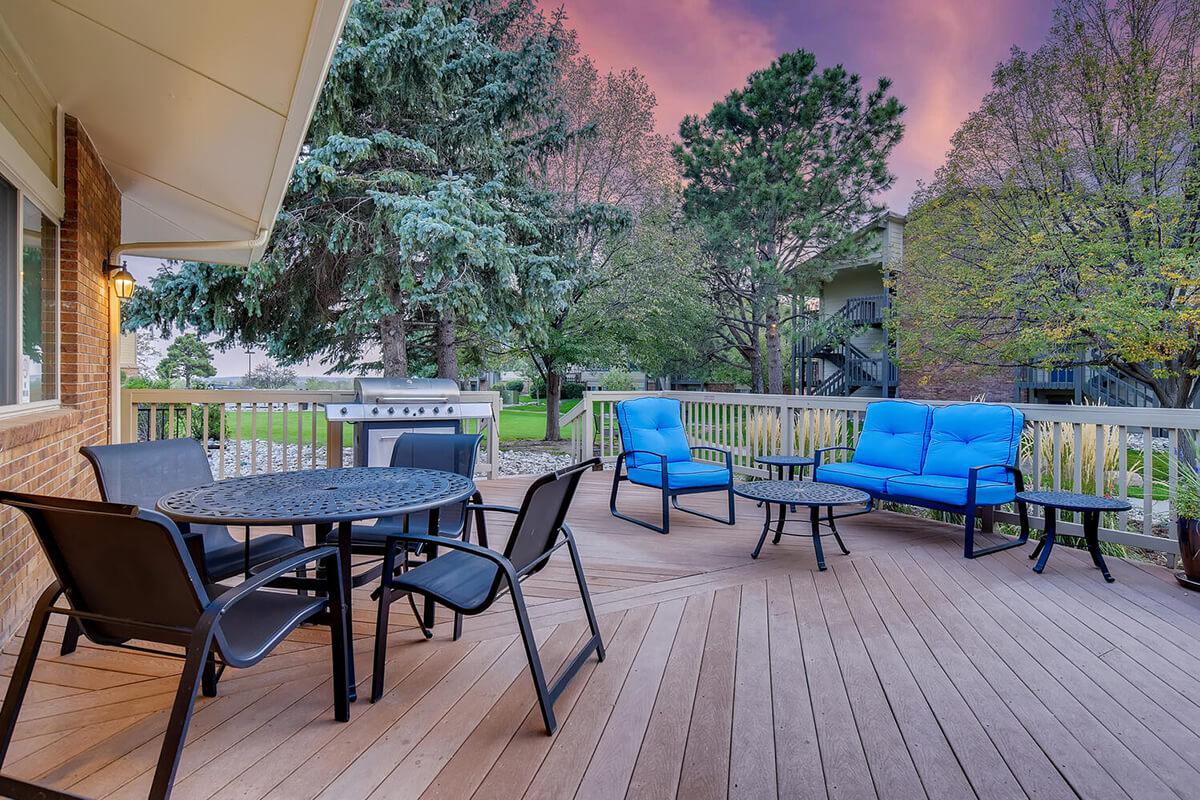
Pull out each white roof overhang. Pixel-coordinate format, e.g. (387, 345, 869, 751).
(0, 0, 351, 266)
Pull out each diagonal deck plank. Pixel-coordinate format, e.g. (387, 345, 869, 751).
(3, 472, 1199, 800)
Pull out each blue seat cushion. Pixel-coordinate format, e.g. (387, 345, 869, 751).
(616, 397, 692, 468)
(627, 461, 730, 490)
(885, 474, 1016, 507)
(815, 462, 915, 494)
(923, 404, 1024, 483)
(852, 401, 933, 473)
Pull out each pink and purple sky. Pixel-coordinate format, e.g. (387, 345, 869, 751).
(546, 0, 1053, 210)
(135, 1, 1056, 375)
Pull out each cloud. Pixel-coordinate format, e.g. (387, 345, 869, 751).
(545, 0, 778, 135)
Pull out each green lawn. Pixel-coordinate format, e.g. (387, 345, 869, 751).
(500, 399, 580, 441)
(225, 409, 353, 449)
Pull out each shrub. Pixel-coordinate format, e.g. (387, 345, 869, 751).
(530, 376, 546, 399)
(504, 378, 525, 392)
(561, 381, 586, 400)
(600, 369, 637, 391)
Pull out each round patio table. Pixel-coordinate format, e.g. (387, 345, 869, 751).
(1015, 490, 1130, 583)
(753, 454, 815, 481)
(158, 467, 476, 699)
(735, 481, 870, 569)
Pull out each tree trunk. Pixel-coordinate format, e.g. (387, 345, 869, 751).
(765, 305, 783, 394)
(435, 312, 458, 380)
(544, 368, 563, 441)
(379, 312, 408, 377)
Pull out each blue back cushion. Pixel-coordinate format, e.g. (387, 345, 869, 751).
(616, 397, 692, 467)
(852, 401, 932, 473)
(923, 404, 1024, 482)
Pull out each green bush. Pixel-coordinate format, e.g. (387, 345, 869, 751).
(530, 376, 546, 399)
(561, 381, 586, 400)
(600, 369, 637, 391)
(504, 378, 525, 392)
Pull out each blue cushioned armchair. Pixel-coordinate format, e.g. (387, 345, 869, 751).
(814, 401, 1028, 558)
(609, 397, 735, 534)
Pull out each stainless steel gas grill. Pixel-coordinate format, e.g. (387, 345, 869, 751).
(330, 377, 495, 467)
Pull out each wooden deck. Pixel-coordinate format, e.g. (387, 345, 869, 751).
(5, 471, 1200, 799)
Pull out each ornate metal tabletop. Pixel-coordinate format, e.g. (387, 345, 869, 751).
(1016, 490, 1131, 513)
(157, 467, 477, 526)
(735, 480, 870, 507)
(753, 455, 816, 467)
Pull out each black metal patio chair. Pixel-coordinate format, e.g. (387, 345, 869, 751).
(68, 439, 308, 659)
(0, 491, 350, 800)
(327, 432, 483, 638)
(369, 459, 605, 733)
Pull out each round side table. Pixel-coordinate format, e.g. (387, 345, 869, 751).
(753, 455, 816, 481)
(1016, 491, 1131, 583)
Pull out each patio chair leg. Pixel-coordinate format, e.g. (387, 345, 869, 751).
(609, 471, 669, 534)
(149, 629, 213, 800)
(453, 612, 463, 642)
(565, 531, 605, 662)
(0, 586, 59, 767)
(201, 654, 219, 697)
(371, 546, 397, 704)
(509, 582, 557, 735)
(59, 617, 81, 656)
(670, 490, 735, 527)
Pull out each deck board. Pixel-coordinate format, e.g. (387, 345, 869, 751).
(3, 471, 1200, 799)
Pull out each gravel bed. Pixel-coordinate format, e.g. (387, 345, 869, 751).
(497, 448, 575, 476)
(1125, 432, 1171, 453)
(207, 443, 576, 479)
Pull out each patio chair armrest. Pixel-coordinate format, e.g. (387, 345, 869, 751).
(615, 449, 668, 473)
(966, 463, 1026, 503)
(688, 446, 733, 470)
(466, 503, 521, 515)
(379, 533, 518, 582)
(214, 545, 340, 613)
(814, 445, 856, 468)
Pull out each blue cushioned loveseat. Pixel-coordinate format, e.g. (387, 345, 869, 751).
(609, 397, 735, 534)
(814, 401, 1029, 558)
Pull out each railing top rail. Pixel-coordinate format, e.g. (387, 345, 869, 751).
(123, 388, 502, 404)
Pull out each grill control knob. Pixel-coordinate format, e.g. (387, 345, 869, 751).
(386, 406, 395, 415)
(446, 406, 454, 415)
(371, 407, 380, 416)
(417, 406, 425, 415)
(339, 407, 347, 415)
(402, 406, 410, 415)
(431, 406, 440, 415)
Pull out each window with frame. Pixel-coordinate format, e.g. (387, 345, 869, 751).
(0, 174, 60, 409)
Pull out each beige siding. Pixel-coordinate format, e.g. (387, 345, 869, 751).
(0, 22, 56, 184)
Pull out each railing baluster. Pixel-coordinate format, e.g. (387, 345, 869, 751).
(1142, 427, 1153, 537)
(1117, 426, 1128, 530)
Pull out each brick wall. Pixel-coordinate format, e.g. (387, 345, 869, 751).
(0, 116, 119, 645)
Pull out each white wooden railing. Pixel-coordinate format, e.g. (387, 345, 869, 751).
(120, 389, 503, 479)
(563, 391, 1196, 557)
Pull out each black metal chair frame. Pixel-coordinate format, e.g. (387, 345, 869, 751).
(610, 445, 736, 535)
(67, 441, 308, 662)
(0, 492, 350, 800)
(333, 433, 484, 638)
(370, 460, 605, 733)
(815, 447, 1030, 558)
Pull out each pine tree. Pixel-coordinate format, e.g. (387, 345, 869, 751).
(126, 0, 573, 378)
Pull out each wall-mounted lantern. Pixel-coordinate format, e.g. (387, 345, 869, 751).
(105, 260, 136, 301)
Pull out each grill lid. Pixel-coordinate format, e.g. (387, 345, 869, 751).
(353, 377, 461, 405)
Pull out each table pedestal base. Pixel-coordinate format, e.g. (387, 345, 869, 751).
(752, 502, 850, 570)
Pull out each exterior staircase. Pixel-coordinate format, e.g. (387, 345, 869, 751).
(1014, 364, 1159, 407)
(799, 294, 898, 397)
